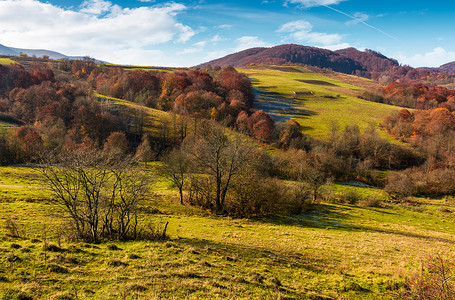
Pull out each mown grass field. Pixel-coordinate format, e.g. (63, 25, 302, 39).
(1, 166, 455, 299)
(238, 65, 402, 139)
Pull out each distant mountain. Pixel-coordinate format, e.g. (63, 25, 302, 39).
(418, 62, 455, 74)
(0, 43, 107, 63)
(10, 47, 67, 59)
(0, 44, 19, 56)
(439, 62, 455, 73)
(199, 44, 366, 74)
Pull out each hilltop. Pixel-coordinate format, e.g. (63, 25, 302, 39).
(200, 44, 455, 82)
(199, 44, 365, 74)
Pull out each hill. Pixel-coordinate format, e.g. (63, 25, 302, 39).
(200, 44, 455, 82)
(0, 44, 18, 56)
(199, 44, 365, 74)
(418, 61, 455, 74)
(237, 64, 400, 138)
(0, 43, 107, 62)
(335, 47, 402, 77)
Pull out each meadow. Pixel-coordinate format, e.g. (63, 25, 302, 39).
(1, 61, 453, 299)
(1, 166, 455, 299)
(238, 65, 402, 139)
(0, 58, 17, 65)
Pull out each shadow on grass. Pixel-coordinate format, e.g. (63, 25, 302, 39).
(171, 236, 330, 275)
(253, 88, 317, 123)
(261, 204, 455, 245)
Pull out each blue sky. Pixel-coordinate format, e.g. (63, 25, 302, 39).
(0, 0, 454, 67)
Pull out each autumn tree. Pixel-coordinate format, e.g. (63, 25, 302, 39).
(103, 131, 130, 159)
(134, 134, 155, 162)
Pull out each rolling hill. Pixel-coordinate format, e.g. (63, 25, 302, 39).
(199, 44, 455, 79)
(418, 61, 455, 74)
(199, 44, 366, 74)
(334, 47, 401, 76)
(237, 64, 400, 138)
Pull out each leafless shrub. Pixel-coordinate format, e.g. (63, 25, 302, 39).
(4, 217, 25, 238)
(40, 148, 150, 243)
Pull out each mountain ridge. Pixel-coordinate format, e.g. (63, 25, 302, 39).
(199, 44, 455, 78)
(0, 43, 106, 63)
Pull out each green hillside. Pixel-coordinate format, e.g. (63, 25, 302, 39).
(0, 58, 17, 65)
(238, 65, 401, 139)
(1, 166, 455, 299)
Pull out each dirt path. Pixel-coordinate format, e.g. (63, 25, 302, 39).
(0, 184, 45, 189)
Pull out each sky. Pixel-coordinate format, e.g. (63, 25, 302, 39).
(0, 0, 454, 68)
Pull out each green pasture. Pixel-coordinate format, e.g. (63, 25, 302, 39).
(238, 65, 401, 139)
(0, 121, 13, 133)
(95, 92, 192, 139)
(0, 58, 17, 65)
(1, 166, 455, 298)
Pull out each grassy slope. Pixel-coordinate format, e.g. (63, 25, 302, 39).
(2, 66, 452, 299)
(1, 167, 455, 299)
(0, 58, 17, 65)
(0, 121, 13, 133)
(238, 65, 401, 139)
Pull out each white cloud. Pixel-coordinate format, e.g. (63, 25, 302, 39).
(396, 47, 455, 68)
(322, 43, 351, 51)
(234, 36, 272, 52)
(345, 12, 369, 26)
(210, 35, 224, 43)
(0, 0, 194, 65)
(217, 24, 233, 30)
(178, 48, 201, 55)
(278, 20, 343, 45)
(80, 0, 115, 15)
(205, 50, 230, 61)
(286, 0, 345, 8)
(194, 41, 207, 47)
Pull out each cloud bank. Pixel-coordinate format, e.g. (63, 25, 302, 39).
(396, 47, 455, 68)
(0, 0, 194, 65)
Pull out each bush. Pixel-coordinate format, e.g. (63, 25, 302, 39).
(402, 252, 455, 299)
(359, 197, 382, 208)
(339, 190, 360, 204)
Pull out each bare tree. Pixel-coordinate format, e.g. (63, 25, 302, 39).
(182, 121, 252, 213)
(40, 147, 149, 242)
(161, 149, 190, 204)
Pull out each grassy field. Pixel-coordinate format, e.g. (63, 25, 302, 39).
(95, 92, 194, 140)
(0, 121, 13, 132)
(0, 58, 17, 65)
(1, 166, 455, 299)
(238, 65, 401, 139)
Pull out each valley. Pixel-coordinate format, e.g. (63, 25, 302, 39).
(1, 53, 455, 299)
